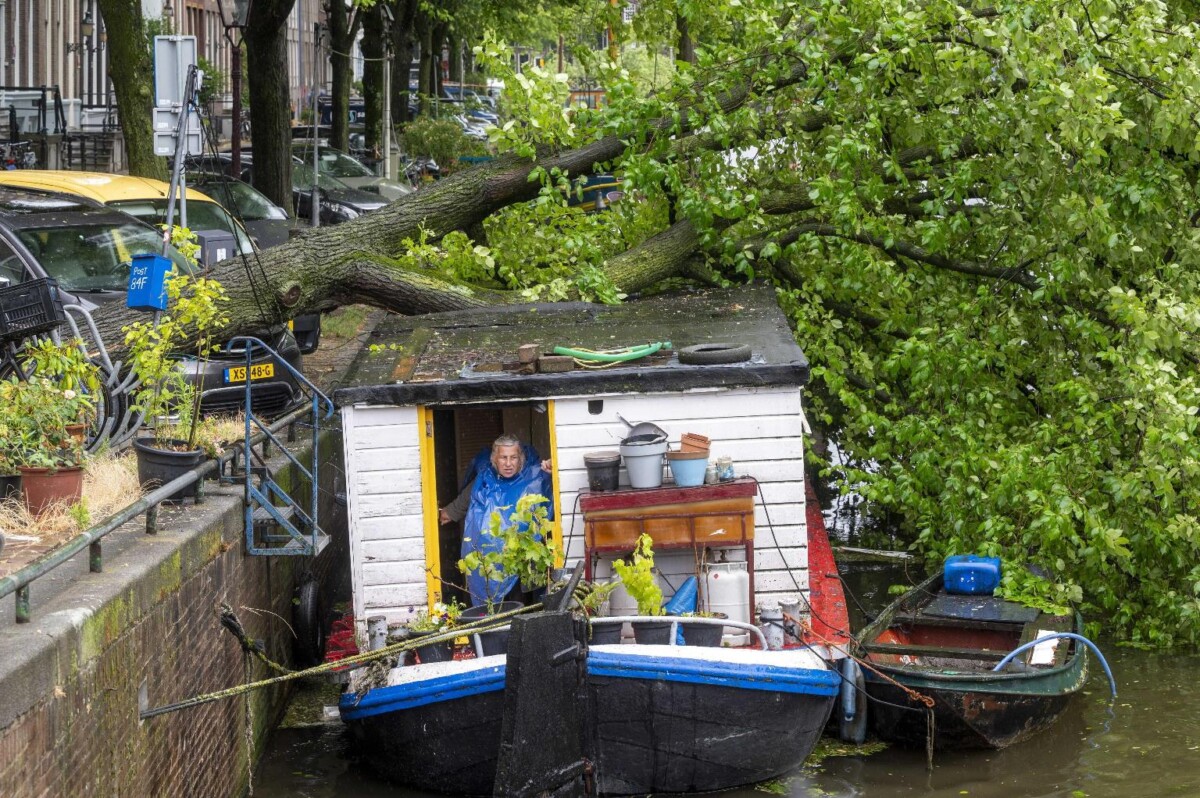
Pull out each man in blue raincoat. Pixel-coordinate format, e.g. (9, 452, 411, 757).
(438, 434, 553, 605)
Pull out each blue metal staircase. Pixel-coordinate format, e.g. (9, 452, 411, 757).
(225, 336, 335, 556)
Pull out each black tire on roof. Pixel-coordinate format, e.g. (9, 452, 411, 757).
(677, 342, 752, 365)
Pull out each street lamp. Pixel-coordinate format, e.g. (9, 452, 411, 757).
(217, 0, 253, 173)
(65, 10, 94, 54)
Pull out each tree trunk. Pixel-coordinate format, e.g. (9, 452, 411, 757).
(96, 0, 165, 180)
(676, 14, 695, 65)
(448, 35, 461, 83)
(89, 62, 797, 345)
(361, 8, 384, 154)
(392, 0, 417, 126)
(417, 14, 433, 116)
(432, 23, 448, 97)
(328, 2, 356, 152)
(244, 0, 296, 210)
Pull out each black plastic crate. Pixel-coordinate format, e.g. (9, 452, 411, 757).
(0, 277, 67, 343)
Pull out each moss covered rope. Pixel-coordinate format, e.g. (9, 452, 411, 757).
(140, 603, 542, 721)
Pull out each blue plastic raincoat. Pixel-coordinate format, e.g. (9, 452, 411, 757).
(461, 457, 554, 606)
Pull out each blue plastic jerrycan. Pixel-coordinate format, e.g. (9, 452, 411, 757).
(943, 555, 1002, 595)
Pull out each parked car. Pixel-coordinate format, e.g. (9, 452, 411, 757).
(183, 171, 293, 250)
(0, 186, 305, 417)
(0, 171, 255, 256)
(188, 153, 391, 226)
(291, 141, 414, 201)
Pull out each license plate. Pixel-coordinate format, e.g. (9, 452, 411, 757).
(224, 363, 275, 383)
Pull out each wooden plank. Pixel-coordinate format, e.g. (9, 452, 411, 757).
(753, 570, 812, 595)
(554, 415, 805, 447)
(351, 405, 419, 428)
(354, 446, 422, 472)
(364, 583, 431, 610)
(553, 461, 806, 494)
(893, 613, 1026, 633)
(362, 559, 429, 586)
(354, 492, 424, 518)
(863, 642, 1007, 661)
(355, 470, 422, 495)
(579, 477, 757, 511)
(361, 537, 427, 562)
(349, 424, 420, 450)
(553, 387, 800, 425)
(356, 515, 423, 541)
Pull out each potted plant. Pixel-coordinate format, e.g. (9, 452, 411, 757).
(405, 600, 463, 663)
(577, 579, 622, 645)
(21, 338, 102, 441)
(612, 533, 672, 644)
(123, 247, 229, 502)
(0, 375, 89, 516)
(457, 493, 560, 654)
(679, 610, 728, 647)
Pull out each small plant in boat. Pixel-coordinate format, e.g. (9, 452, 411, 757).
(457, 493, 561, 611)
(612, 533, 663, 616)
(681, 610, 726, 619)
(407, 599, 464, 633)
(575, 579, 619, 617)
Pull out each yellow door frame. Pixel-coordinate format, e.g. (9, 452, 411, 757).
(418, 405, 442, 611)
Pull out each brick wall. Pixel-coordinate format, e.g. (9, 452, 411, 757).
(0, 429, 348, 798)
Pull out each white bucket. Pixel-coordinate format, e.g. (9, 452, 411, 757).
(759, 605, 785, 650)
(619, 439, 668, 488)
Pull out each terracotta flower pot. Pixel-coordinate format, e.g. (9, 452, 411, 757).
(17, 465, 84, 516)
(65, 423, 88, 443)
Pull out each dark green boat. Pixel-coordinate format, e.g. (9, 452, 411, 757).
(852, 572, 1088, 750)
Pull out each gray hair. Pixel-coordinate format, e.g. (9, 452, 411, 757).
(491, 435, 525, 471)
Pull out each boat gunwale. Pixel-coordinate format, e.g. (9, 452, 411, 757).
(855, 572, 1088, 689)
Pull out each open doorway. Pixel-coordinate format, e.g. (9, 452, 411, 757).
(429, 401, 553, 607)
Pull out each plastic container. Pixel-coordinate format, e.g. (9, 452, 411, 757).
(702, 561, 750, 645)
(583, 451, 621, 491)
(619, 438, 668, 488)
(0, 277, 66, 343)
(666, 450, 708, 486)
(943, 555, 1002, 595)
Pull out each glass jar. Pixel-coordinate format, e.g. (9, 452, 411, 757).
(717, 456, 734, 481)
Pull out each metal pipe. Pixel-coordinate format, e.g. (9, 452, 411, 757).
(367, 616, 387, 650)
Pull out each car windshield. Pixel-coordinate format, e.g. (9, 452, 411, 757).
(294, 145, 374, 178)
(187, 175, 289, 221)
(16, 222, 191, 292)
(109, 199, 254, 255)
(292, 162, 352, 191)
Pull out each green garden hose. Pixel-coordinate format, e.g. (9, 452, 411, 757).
(552, 341, 671, 366)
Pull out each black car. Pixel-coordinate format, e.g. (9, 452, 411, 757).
(187, 153, 390, 226)
(0, 187, 305, 417)
(184, 171, 293, 250)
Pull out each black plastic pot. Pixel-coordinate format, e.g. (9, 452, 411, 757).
(0, 473, 20, 500)
(583, 451, 620, 492)
(461, 601, 523, 656)
(631, 619, 673, 645)
(132, 438, 205, 502)
(588, 621, 623, 645)
(682, 621, 725, 647)
(408, 629, 455, 663)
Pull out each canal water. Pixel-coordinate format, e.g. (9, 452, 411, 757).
(252, 545, 1200, 796)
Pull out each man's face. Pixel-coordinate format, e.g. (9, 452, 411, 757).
(493, 445, 522, 478)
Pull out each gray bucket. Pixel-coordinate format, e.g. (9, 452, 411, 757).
(619, 439, 668, 488)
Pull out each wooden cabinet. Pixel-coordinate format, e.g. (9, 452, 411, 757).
(580, 478, 757, 610)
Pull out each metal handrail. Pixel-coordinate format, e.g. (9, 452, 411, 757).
(589, 615, 769, 650)
(229, 336, 334, 555)
(0, 402, 311, 623)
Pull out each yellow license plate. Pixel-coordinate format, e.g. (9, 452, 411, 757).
(224, 363, 275, 383)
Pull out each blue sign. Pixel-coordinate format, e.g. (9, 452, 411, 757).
(127, 253, 172, 311)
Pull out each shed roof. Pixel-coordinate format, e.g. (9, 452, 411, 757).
(332, 282, 809, 407)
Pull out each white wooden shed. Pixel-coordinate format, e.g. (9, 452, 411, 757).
(332, 283, 814, 630)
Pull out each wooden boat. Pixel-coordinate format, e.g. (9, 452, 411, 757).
(340, 619, 840, 796)
(852, 572, 1088, 750)
(588, 635, 838, 795)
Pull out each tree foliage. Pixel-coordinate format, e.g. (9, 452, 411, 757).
(94, 0, 1200, 645)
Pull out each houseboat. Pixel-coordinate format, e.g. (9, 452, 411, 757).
(333, 283, 849, 794)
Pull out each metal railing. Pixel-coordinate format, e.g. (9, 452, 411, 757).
(0, 403, 313, 624)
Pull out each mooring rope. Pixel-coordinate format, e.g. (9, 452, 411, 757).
(219, 602, 293, 675)
(139, 603, 543, 721)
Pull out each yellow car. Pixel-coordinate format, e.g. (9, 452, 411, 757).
(0, 170, 255, 255)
